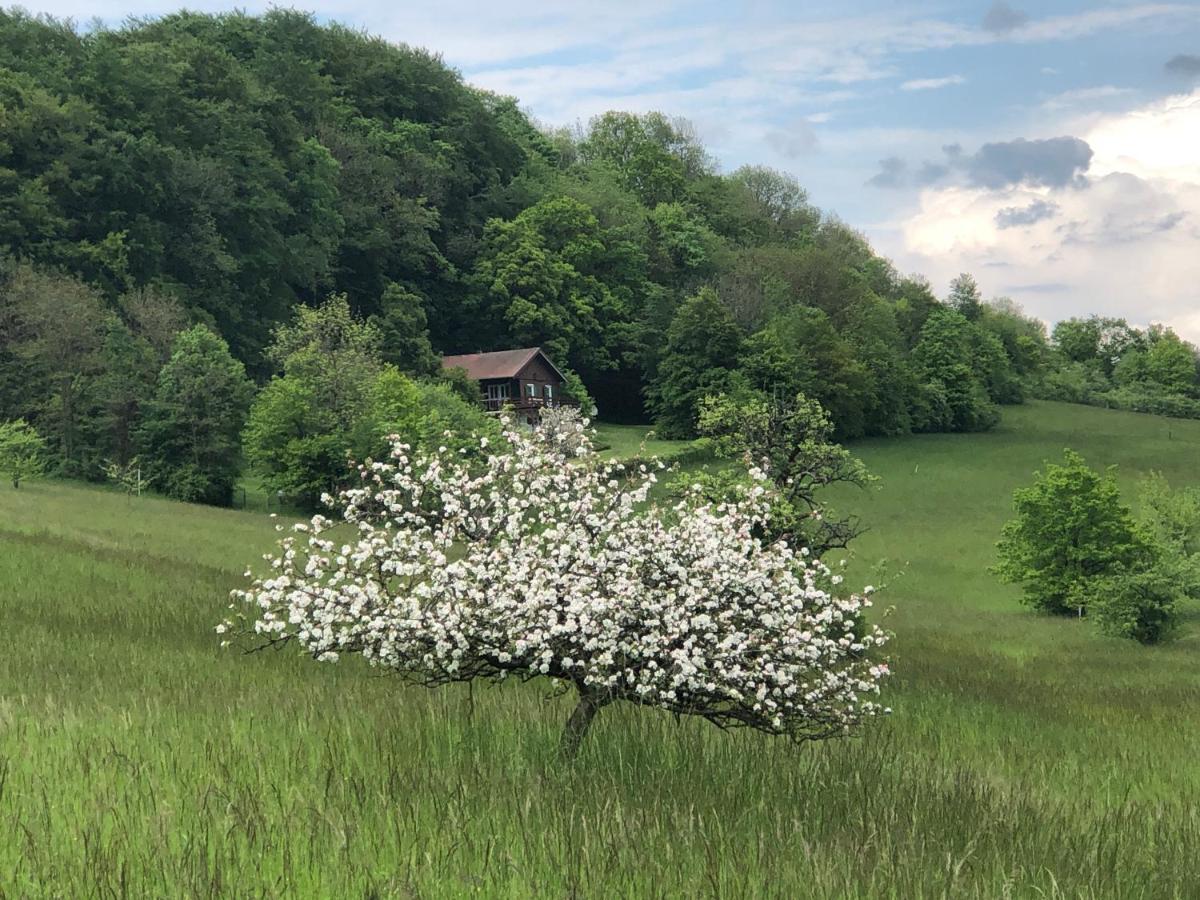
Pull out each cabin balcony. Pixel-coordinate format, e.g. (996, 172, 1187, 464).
(482, 397, 558, 413)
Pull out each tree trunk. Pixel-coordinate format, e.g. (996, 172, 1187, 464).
(559, 688, 606, 760)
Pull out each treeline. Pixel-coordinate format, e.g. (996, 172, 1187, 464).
(1041, 317, 1200, 418)
(1, 10, 1194, 505)
(0, 266, 490, 504)
(0, 13, 1042, 421)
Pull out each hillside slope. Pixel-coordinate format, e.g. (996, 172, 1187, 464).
(0, 400, 1197, 896)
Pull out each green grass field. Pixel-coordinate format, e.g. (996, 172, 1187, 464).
(2, 400, 1198, 898)
(591, 421, 694, 459)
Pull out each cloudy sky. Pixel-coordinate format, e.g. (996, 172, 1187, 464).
(35, 0, 1200, 336)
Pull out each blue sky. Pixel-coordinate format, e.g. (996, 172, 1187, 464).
(26, 0, 1200, 335)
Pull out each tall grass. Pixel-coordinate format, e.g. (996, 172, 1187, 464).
(1, 400, 1198, 897)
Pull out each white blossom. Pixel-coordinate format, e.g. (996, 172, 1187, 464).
(226, 409, 890, 744)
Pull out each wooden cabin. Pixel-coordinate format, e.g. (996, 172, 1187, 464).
(441, 347, 573, 425)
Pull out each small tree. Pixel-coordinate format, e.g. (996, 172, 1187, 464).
(102, 456, 153, 498)
(993, 450, 1153, 615)
(694, 391, 871, 557)
(95, 315, 158, 468)
(225, 411, 890, 758)
(0, 419, 47, 488)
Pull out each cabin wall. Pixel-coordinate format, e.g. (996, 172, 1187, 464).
(515, 356, 567, 406)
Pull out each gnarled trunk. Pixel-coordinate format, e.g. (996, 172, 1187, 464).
(559, 687, 607, 760)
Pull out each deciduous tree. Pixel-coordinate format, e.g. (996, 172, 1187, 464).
(0, 419, 46, 488)
(245, 295, 490, 507)
(371, 283, 439, 377)
(994, 450, 1154, 616)
(695, 391, 871, 556)
(947, 273, 983, 322)
(912, 308, 999, 433)
(138, 326, 253, 506)
(646, 288, 741, 438)
(225, 411, 890, 758)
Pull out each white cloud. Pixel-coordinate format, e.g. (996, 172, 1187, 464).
(1087, 91, 1200, 183)
(900, 74, 966, 91)
(1008, 3, 1191, 43)
(1039, 85, 1135, 110)
(886, 88, 1200, 338)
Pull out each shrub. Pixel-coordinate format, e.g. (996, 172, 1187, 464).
(437, 365, 481, 406)
(1036, 361, 1109, 405)
(1097, 388, 1200, 420)
(560, 368, 597, 416)
(1036, 372, 1200, 422)
(1093, 566, 1180, 644)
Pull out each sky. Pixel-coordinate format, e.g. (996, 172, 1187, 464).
(26, 0, 1200, 336)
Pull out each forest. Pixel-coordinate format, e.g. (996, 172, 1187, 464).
(2, 9, 1198, 505)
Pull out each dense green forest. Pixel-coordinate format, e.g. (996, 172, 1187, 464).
(2, 9, 1198, 504)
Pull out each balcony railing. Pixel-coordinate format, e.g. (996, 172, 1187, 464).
(482, 397, 557, 412)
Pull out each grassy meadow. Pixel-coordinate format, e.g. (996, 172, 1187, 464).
(592, 422, 697, 459)
(1, 400, 1198, 898)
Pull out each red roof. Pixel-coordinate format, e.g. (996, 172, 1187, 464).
(441, 347, 564, 382)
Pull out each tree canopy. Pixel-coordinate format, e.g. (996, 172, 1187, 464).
(0, 8, 1053, 452)
(993, 450, 1154, 616)
(227, 411, 891, 756)
(13, 8, 1199, 489)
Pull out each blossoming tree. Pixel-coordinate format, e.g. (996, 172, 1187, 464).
(225, 411, 890, 757)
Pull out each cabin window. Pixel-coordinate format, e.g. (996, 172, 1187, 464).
(486, 383, 509, 403)
(543, 384, 553, 403)
(526, 383, 537, 399)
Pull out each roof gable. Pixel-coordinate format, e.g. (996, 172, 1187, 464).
(441, 347, 565, 382)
